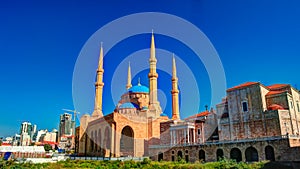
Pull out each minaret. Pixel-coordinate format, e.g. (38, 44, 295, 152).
(126, 62, 132, 90)
(93, 43, 104, 117)
(171, 55, 180, 120)
(148, 32, 161, 116)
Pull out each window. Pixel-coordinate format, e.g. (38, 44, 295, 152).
(290, 101, 294, 109)
(242, 101, 248, 112)
(297, 102, 300, 112)
(197, 128, 201, 135)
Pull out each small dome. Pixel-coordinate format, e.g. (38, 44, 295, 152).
(128, 84, 149, 93)
(119, 102, 139, 109)
(160, 113, 168, 117)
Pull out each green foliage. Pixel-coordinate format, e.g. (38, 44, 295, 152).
(0, 157, 268, 169)
(43, 144, 52, 152)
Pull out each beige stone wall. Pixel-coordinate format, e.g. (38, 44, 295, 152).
(227, 83, 267, 140)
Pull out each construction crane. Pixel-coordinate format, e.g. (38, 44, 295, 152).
(62, 109, 80, 122)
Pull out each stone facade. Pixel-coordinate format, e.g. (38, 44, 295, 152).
(149, 82, 300, 162)
(77, 32, 300, 161)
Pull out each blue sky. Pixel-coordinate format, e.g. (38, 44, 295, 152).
(0, 0, 300, 137)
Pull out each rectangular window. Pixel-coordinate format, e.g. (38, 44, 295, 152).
(290, 101, 294, 109)
(242, 101, 248, 112)
(297, 103, 300, 112)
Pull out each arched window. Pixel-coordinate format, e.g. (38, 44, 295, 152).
(185, 150, 189, 162)
(230, 148, 242, 162)
(199, 149, 205, 161)
(216, 149, 224, 160)
(245, 147, 258, 162)
(265, 145, 275, 161)
(177, 150, 183, 159)
(158, 152, 163, 161)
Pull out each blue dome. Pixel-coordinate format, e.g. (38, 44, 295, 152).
(160, 113, 168, 117)
(119, 102, 139, 109)
(128, 84, 149, 93)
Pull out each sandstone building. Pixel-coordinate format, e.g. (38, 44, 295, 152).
(77, 34, 300, 162)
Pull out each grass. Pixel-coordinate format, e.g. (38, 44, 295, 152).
(0, 158, 268, 169)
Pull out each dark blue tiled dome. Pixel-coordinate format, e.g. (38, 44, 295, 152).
(160, 113, 168, 117)
(119, 102, 139, 109)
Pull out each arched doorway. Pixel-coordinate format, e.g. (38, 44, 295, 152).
(199, 149, 205, 161)
(158, 152, 163, 161)
(177, 151, 183, 159)
(230, 148, 242, 162)
(216, 149, 224, 160)
(120, 126, 134, 157)
(265, 145, 275, 161)
(245, 147, 258, 162)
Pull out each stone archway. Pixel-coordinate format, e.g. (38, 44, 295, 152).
(103, 127, 111, 157)
(199, 149, 205, 161)
(265, 145, 275, 161)
(120, 126, 134, 157)
(216, 149, 224, 160)
(177, 150, 183, 159)
(158, 152, 163, 161)
(230, 148, 242, 162)
(245, 147, 258, 162)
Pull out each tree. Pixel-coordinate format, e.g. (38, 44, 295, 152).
(0, 137, 3, 146)
(44, 144, 52, 152)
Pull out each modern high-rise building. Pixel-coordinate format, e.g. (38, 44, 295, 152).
(59, 113, 75, 137)
(19, 122, 37, 146)
(58, 113, 75, 150)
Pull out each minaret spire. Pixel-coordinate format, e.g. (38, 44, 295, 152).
(171, 55, 180, 120)
(148, 31, 161, 117)
(126, 62, 132, 90)
(93, 43, 104, 117)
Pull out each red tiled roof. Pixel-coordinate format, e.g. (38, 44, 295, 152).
(268, 104, 285, 110)
(41, 141, 58, 145)
(227, 82, 259, 92)
(266, 90, 287, 96)
(185, 111, 209, 120)
(1, 143, 11, 146)
(267, 84, 289, 90)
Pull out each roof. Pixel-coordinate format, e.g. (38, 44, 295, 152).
(185, 111, 209, 120)
(119, 102, 138, 109)
(267, 84, 289, 90)
(268, 104, 285, 110)
(128, 84, 149, 93)
(227, 82, 259, 92)
(266, 90, 287, 96)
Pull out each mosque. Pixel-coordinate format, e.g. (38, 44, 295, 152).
(77, 33, 300, 162)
